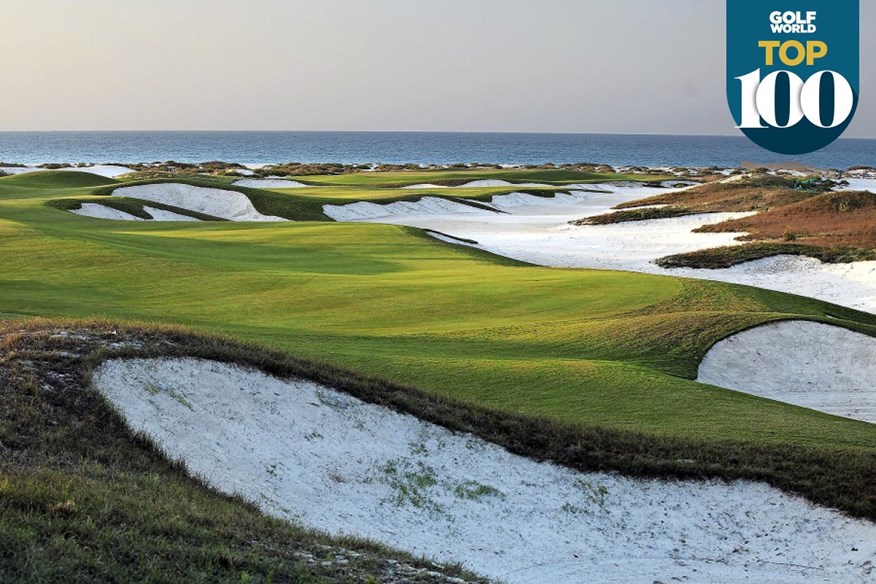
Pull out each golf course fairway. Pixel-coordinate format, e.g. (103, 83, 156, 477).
(1, 170, 874, 451)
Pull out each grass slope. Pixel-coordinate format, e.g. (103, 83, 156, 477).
(0, 170, 875, 519)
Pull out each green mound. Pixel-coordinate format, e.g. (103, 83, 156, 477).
(0, 170, 119, 189)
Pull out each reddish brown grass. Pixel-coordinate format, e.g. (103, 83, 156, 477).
(698, 191, 876, 249)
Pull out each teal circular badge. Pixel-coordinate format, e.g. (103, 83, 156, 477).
(727, 1, 860, 155)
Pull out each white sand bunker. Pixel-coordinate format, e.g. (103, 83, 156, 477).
(94, 358, 876, 584)
(71, 203, 200, 222)
(113, 184, 286, 222)
(71, 203, 144, 221)
(232, 179, 309, 189)
(324, 197, 491, 221)
(698, 321, 876, 423)
(672, 255, 876, 315)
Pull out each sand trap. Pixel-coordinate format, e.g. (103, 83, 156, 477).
(324, 183, 669, 221)
(324, 182, 876, 313)
(456, 179, 550, 188)
(69, 203, 202, 222)
(839, 178, 876, 193)
(142, 206, 201, 222)
(698, 321, 876, 423)
(324, 197, 490, 221)
(71, 203, 144, 221)
(232, 179, 308, 189)
(401, 183, 450, 190)
(113, 184, 286, 222)
(93, 357, 876, 584)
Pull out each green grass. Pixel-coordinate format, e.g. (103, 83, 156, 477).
(570, 206, 704, 225)
(0, 169, 875, 515)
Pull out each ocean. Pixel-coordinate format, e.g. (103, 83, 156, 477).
(0, 131, 873, 169)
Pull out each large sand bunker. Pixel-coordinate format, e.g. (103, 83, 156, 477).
(232, 178, 309, 189)
(71, 203, 201, 222)
(112, 184, 286, 222)
(698, 321, 876, 423)
(94, 357, 876, 584)
(323, 182, 876, 313)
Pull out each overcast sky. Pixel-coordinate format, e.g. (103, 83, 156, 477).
(1, 0, 872, 136)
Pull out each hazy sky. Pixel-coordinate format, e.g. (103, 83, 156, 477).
(1, 0, 873, 136)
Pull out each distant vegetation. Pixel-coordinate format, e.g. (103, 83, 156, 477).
(572, 173, 875, 267)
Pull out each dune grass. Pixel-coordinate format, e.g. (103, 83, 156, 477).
(696, 190, 876, 249)
(50, 197, 227, 222)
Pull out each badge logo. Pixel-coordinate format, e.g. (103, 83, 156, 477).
(727, 1, 860, 155)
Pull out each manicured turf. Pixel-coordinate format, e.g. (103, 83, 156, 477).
(1, 170, 874, 453)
